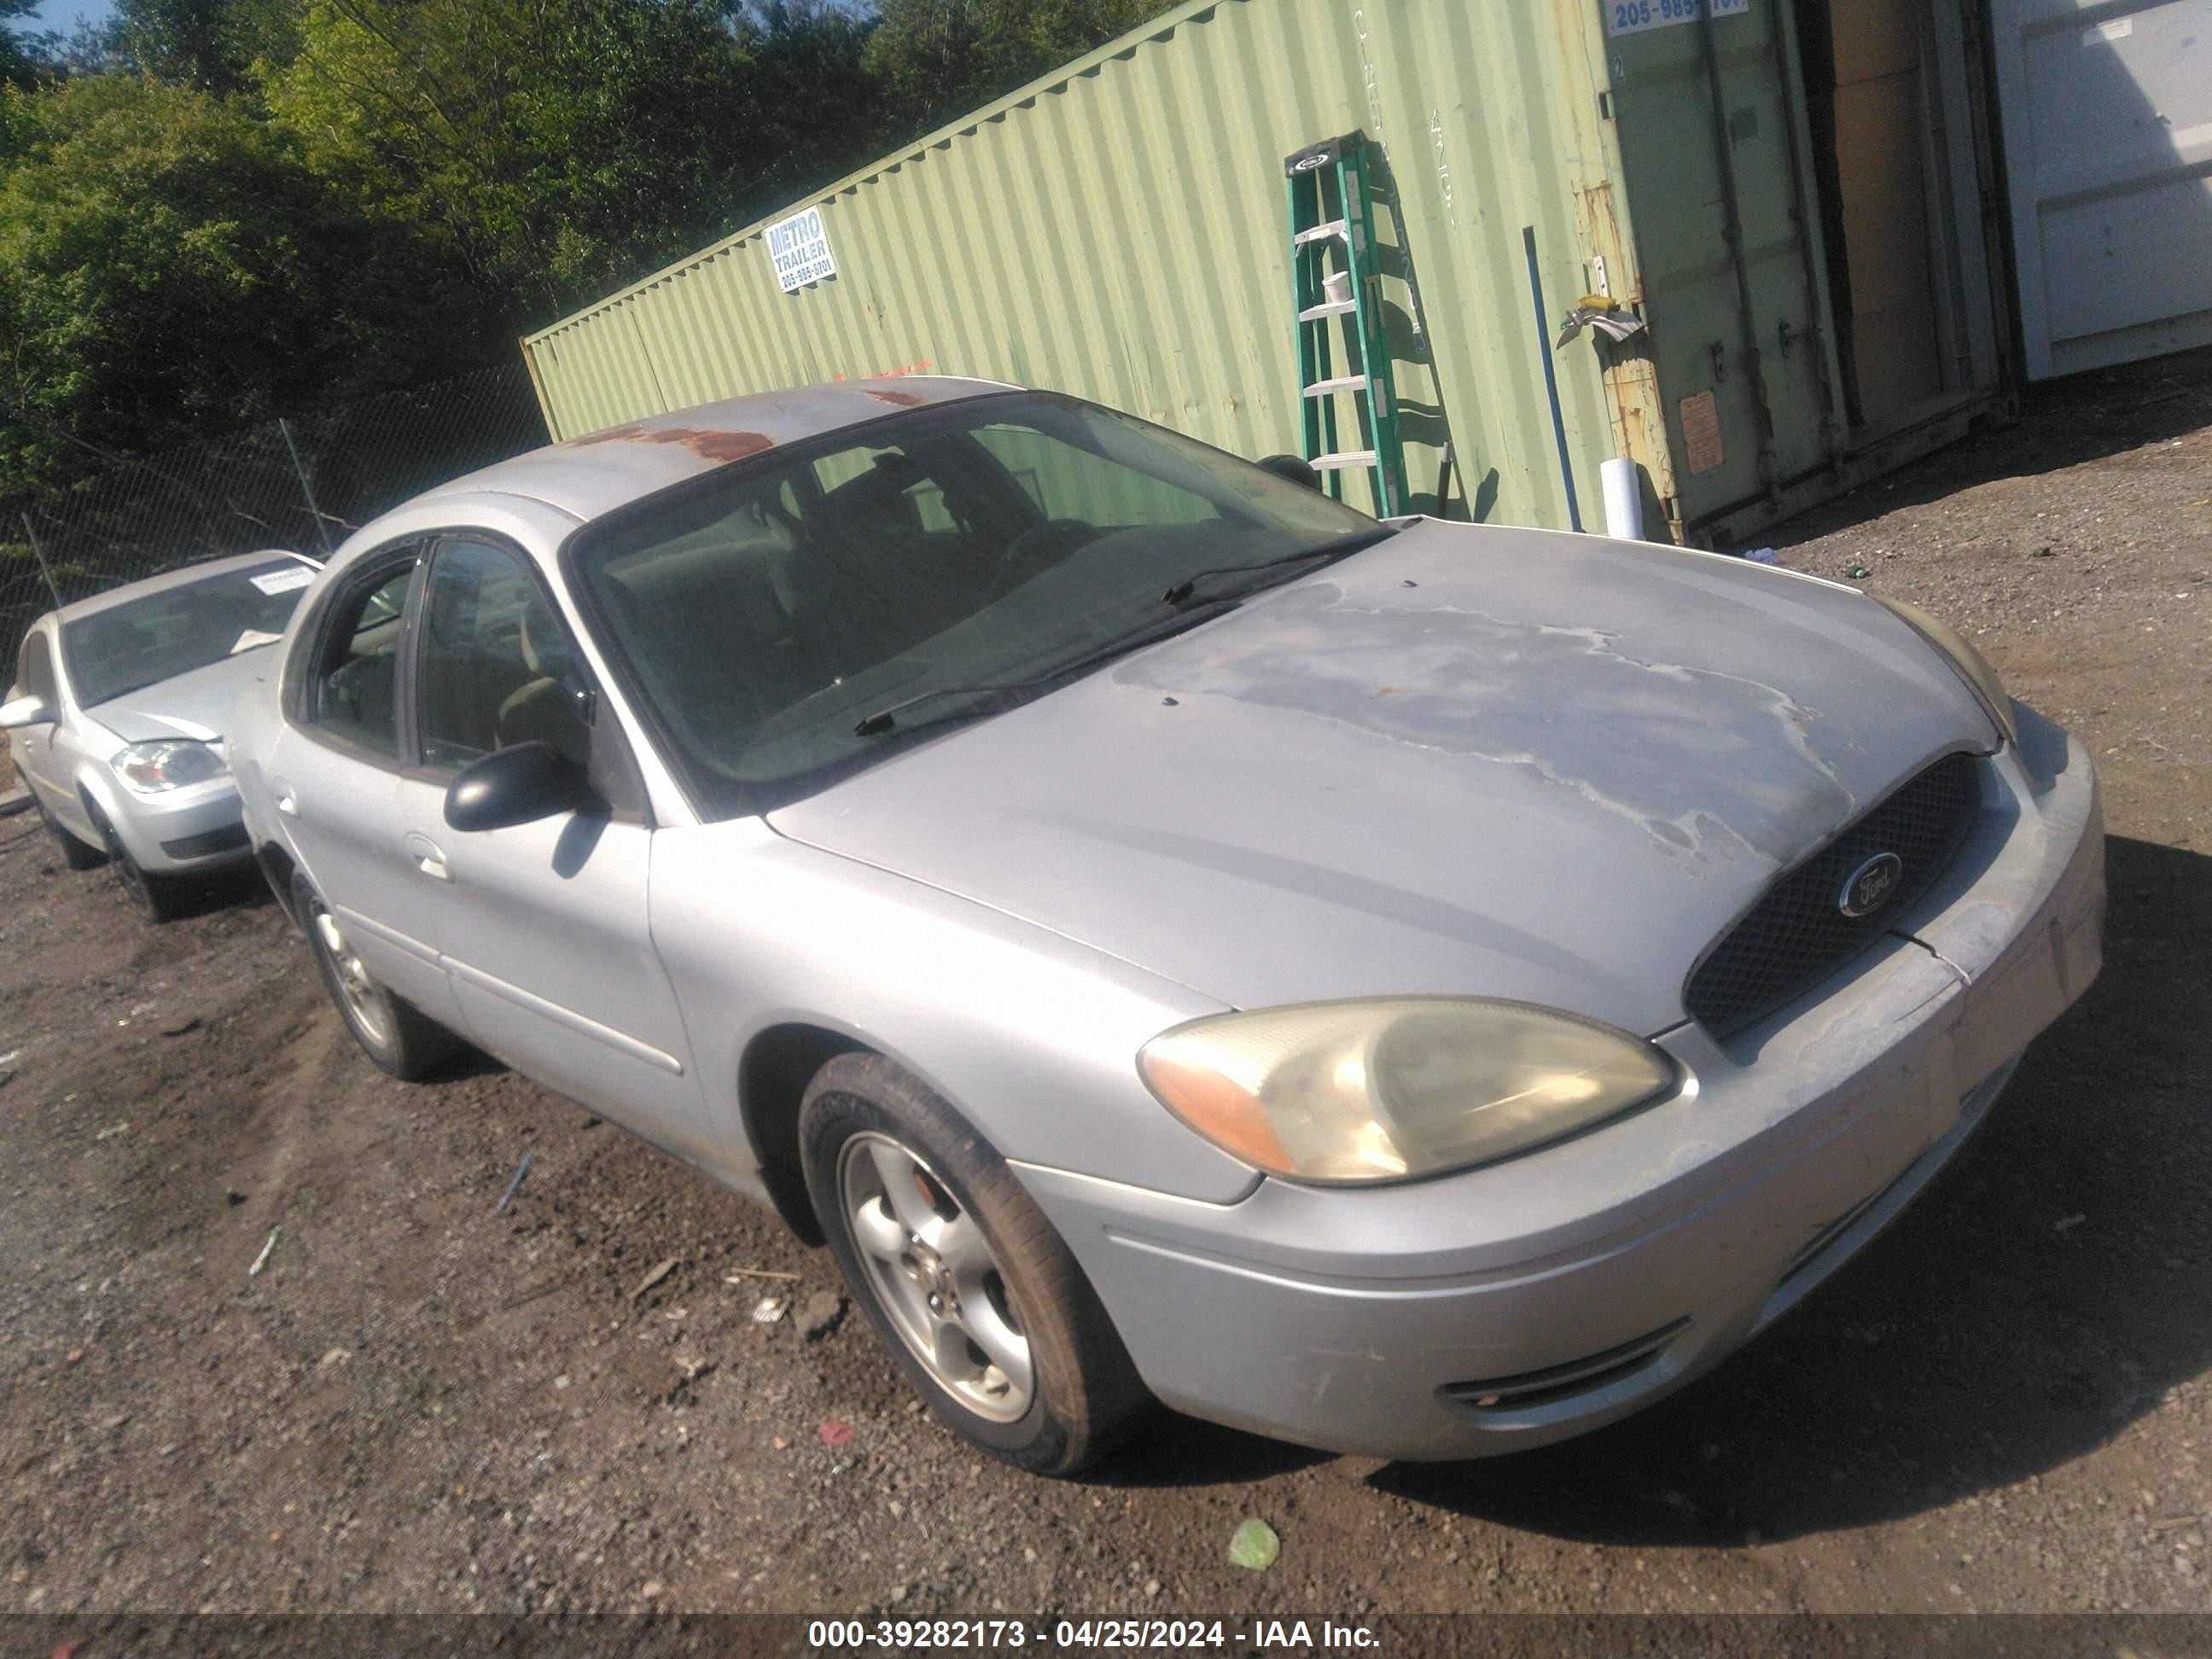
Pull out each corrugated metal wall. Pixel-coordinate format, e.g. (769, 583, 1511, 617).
(522, 0, 1645, 534)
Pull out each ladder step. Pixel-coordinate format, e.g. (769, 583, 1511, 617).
(1293, 218, 1348, 247)
(1310, 450, 1378, 471)
(1296, 298, 1358, 322)
(1302, 375, 1368, 398)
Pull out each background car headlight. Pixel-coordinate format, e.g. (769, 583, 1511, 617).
(1877, 596, 2016, 747)
(112, 739, 228, 794)
(1138, 998, 1677, 1185)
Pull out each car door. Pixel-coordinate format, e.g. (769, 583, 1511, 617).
(388, 534, 710, 1153)
(264, 548, 467, 1029)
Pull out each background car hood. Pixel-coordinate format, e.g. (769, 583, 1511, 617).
(768, 523, 1994, 1034)
(84, 646, 274, 747)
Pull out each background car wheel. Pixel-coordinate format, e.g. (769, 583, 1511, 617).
(800, 1052, 1151, 1476)
(85, 800, 178, 921)
(36, 795, 104, 870)
(293, 870, 464, 1080)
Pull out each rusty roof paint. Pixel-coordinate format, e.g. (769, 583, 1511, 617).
(864, 388, 931, 408)
(565, 424, 775, 463)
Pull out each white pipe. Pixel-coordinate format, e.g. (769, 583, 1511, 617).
(1599, 457, 1644, 542)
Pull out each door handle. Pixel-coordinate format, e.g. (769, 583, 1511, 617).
(402, 830, 450, 882)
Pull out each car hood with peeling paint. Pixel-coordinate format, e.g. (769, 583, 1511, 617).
(777, 521, 1997, 1035)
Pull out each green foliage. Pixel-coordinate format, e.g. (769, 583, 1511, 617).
(0, 0, 1180, 515)
(259, 0, 831, 321)
(0, 73, 484, 504)
(110, 0, 303, 96)
(3, 0, 57, 88)
(864, 0, 1175, 133)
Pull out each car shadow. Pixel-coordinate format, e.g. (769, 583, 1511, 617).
(1097, 1410, 1333, 1489)
(146, 861, 277, 922)
(1360, 835, 2209, 1542)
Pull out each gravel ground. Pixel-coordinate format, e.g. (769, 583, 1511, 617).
(1, 349, 2207, 1621)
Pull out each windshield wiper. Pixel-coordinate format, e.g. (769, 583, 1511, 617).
(1158, 523, 1399, 607)
(853, 599, 1240, 738)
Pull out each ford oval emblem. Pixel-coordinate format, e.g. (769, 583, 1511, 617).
(1838, 852, 1905, 918)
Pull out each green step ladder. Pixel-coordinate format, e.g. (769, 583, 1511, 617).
(1284, 131, 1407, 517)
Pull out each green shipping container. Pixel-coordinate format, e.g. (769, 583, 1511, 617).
(521, 0, 2019, 546)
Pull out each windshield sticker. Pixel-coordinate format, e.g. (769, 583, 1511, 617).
(251, 567, 312, 596)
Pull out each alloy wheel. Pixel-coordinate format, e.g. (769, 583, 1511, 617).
(313, 905, 391, 1049)
(838, 1130, 1034, 1423)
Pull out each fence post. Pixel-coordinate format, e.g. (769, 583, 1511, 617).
(20, 513, 64, 610)
(279, 417, 337, 558)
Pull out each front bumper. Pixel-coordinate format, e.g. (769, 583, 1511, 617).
(103, 775, 253, 874)
(1016, 710, 2104, 1461)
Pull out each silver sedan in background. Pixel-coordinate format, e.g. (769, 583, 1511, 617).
(3, 550, 319, 920)
(225, 381, 2102, 1475)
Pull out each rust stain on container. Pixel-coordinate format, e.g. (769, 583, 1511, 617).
(566, 424, 775, 463)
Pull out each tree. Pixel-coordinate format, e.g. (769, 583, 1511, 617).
(3, 0, 57, 87)
(0, 73, 481, 506)
(108, 0, 302, 96)
(259, 0, 829, 324)
(863, 0, 1173, 135)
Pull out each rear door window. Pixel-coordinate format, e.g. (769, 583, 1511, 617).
(309, 562, 416, 757)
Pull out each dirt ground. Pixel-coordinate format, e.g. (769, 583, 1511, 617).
(2, 350, 2207, 1622)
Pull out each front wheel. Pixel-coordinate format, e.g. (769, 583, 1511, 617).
(294, 871, 463, 1080)
(800, 1053, 1151, 1476)
(86, 800, 178, 921)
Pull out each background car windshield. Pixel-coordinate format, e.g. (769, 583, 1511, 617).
(568, 392, 1377, 816)
(61, 559, 315, 707)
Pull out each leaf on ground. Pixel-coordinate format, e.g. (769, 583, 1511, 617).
(1228, 1517, 1279, 1570)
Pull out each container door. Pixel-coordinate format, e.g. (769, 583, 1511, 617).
(1990, 0, 2212, 378)
(1601, 0, 1842, 533)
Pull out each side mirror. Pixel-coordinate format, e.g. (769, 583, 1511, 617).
(1257, 453, 1323, 492)
(0, 694, 55, 731)
(444, 741, 591, 832)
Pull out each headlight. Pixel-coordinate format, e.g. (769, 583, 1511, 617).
(1137, 998, 1677, 1185)
(1876, 597, 2016, 747)
(112, 739, 228, 794)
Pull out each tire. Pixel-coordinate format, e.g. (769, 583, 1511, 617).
(37, 795, 104, 870)
(800, 1052, 1151, 1476)
(293, 870, 465, 1081)
(85, 800, 179, 922)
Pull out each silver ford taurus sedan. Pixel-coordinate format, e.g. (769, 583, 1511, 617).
(4, 550, 319, 919)
(226, 381, 2103, 1474)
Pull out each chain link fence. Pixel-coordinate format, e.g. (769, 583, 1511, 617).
(2, 360, 550, 670)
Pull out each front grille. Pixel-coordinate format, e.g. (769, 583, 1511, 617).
(160, 823, 249, 859)
(1440, 1318, 1689, 1412)
(1685, 751, 1982, 1038)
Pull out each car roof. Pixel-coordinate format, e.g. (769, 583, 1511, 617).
(48, 549, 315, 626)
(410, 376, 1018, 524)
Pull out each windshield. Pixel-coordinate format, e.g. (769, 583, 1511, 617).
(61, 558, 315, 707)
(567, 392, 1383, 817)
